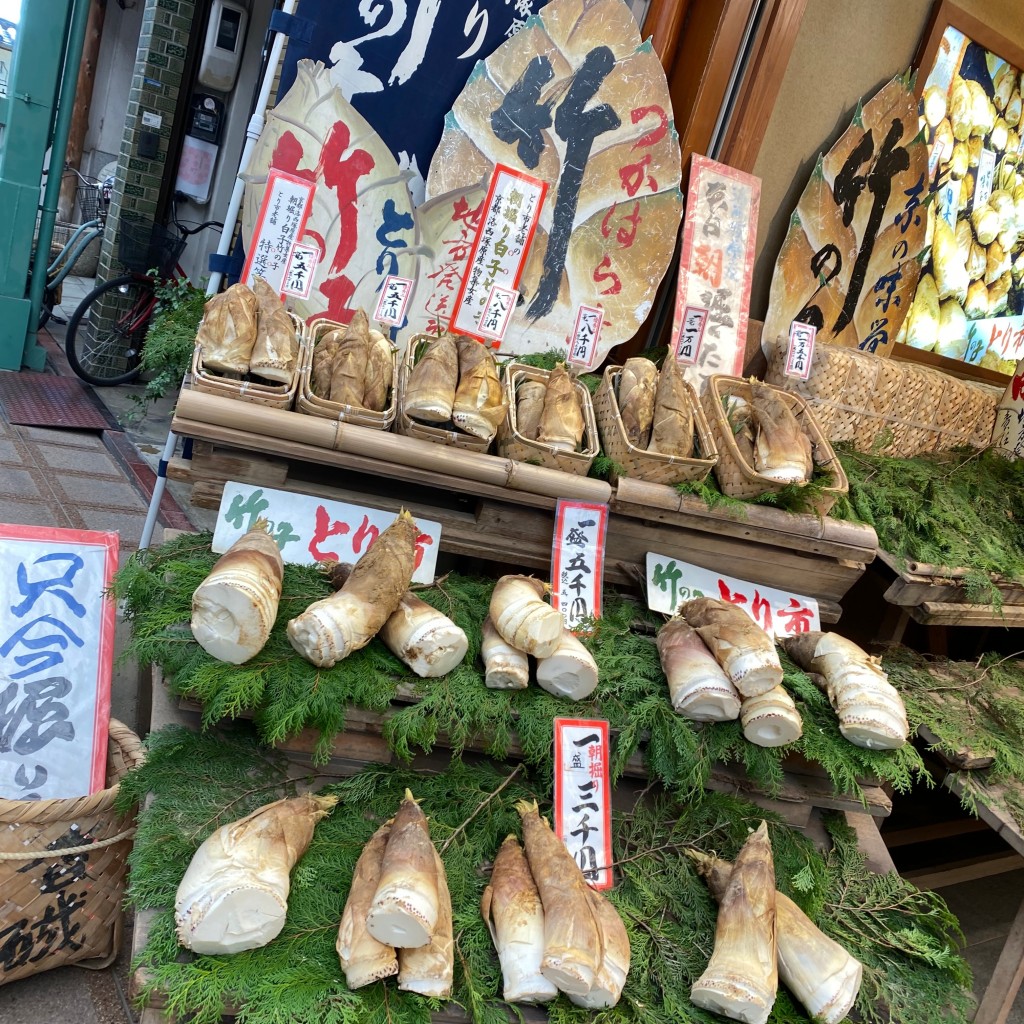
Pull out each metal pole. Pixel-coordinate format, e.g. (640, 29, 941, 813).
(24, 0, 92, 361)
(139, 0, 298, 549)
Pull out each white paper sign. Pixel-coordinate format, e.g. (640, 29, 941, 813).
(785, 321, 817, 380)
(554, 718, 613, 890)
(937, 177, 961, 229)
(282, 242, 321, 299)
(645, 552, 820, 638)
(213, 482, 442, 584)
(477, 285, 518, 343)
(0, 525, 118, 800)
(567, 305, 604, 369)
(374, 275, 414, 326)
(451, 163, 546, 341)
(975, 148, 997, 208)
(674, 304, 708, 366)
(992, 362, 1024, 457)
(550, 501, 608, 631)
(241, 170, 316, 294)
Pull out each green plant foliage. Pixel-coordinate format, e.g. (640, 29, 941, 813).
(120, 726, 972, 1024)
(112, 535, 927, 805)
(884, 647, 1024, 827)
(676, 463, 847, 518)
(835, 445, 1024, 601)
(508, 349, 602, 393)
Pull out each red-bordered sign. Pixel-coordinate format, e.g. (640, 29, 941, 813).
(567, 304, 605, 369)
(374, 274, 415, 326)
(674, 304, 709, 366)
(550, 500, 608, 631)
(242, 169, 317, 294)
(282, 242, 322, 300)
(785, 320, 817, 380)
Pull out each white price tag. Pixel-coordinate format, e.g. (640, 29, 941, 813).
(550, 501, 608, 631)
(477, 285, 518, 344)
(282, 242, 321, 299)
(975, 148, 996, 208)
(784, 321, 816, 380)
(675, 304, 708, 366)
(374, 275, 415, 326)
(567, 305, 604, 369)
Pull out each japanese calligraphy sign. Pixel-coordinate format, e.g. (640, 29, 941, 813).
(645, 553, 820, 638)
(969, 314, 1024, 366)
(241, 170, 316, 295)
(425, 0, 684, 362)
(785, 321, 817, 381)
(992, 357, 1024, 457)
(554, 718, 612, 890)
(374, 275, 414, 327)
(0, 525, 117, 800)
(212, 482, 441, 584)
(282, 242, 321, 300)
(567, 304, 605, 369)
(550, 501, 608, 631)
(671, 155, 760, 392)
(450, 164, 546, 343)
(763, 72, 928, 359)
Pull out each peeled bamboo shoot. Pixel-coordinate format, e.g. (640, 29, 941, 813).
(481, 615, 530, 689)
(336, 821, 399, 988)
(656, 617, 741, 722)
(516, 799, 601, 996)
(690, 821, 777, 1024)
(328, 309, 371, 407)
(397, 848, 453, 997)
(740, 685, 803, 747)
(405, 333, 458, 423)
(191, 522, 283, 665)
(648, 356, 694, 457)
(379, 591, 468, 678)
(366, 790, 439, 949)
(618, 357, 658, 448)
(287, 511, 417, 667)
(490, 576, 563, 659)
(482, 835, 559, 1003)
(535, 628, 599, 701)
(537, 364, 585, 452)
(175, 794, 337, 954)
(567, 886, 631, 1009)
(750, 382, 812, 484)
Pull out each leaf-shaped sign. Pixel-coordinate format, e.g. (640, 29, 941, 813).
(763, 72, 928, 356)
(241, 59, 423, 325)
(424, 0, 683, 361)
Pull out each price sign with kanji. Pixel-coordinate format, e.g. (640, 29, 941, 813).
(0, 524, 117, 800)
(282, 242, 321, 299)
(477, 285, 518, 344)
(450, 164, 546, 342)
(785, 321, 817, 380)
(374, 275, 415, 327)
(213, 482, 441, 584)
(567, 305, 604, 369)
(675, 304, 708, 366)
(550, 500, 608, 631)
(554, 718, 612, 890)
(645, 552, 819, 638)
(241, 170, 316, 295)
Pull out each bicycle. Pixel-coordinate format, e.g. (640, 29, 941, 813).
(64, 194, 222, 386)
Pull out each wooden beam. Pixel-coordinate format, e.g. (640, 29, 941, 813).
(904, 852, 1024, 890)
(975, 894, 1024, 1024)
(643, 0, 692, 71)
(883, 817, 989, 849)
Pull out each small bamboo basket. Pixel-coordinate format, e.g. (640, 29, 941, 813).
(593, 365, 718, 485)
(396, 333, 492, 452)
(0, 720, 143, 986)
(701, 375, 848, 516)
(496, 363, 600, 476)
(191, 311, 303, 410)
(295, 318, 398, 429)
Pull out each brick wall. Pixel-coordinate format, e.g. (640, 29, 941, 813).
(95, 0, 197, 284)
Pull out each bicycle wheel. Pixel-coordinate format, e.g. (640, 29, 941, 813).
(65, 275, 155, 385)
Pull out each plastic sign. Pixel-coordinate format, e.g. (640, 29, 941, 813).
(645, 552, 820, 638)
(450, 164, 546, 341)
(374, 275, 415, 326)
(242, 170, 316, 294)
(554, 718, 613, 890)
(785, 321, 817, 380)
(282, 242, 322, 300)
(550, 500, 608, 631)
(213, 481, 441, 584)
(0, 524, 118, 799)
(567, 305, 604, 369)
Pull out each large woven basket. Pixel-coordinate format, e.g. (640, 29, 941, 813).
(395, 333, 492, 452)
(0, 719, 143, 986)
(701, 375, 848, 516)
(764, 338, 1002, 457)
(594, 365, 717, 485)
(296, 318, 398, 429)
(191, 310, 303, 411)
(497, 364, 600, 476)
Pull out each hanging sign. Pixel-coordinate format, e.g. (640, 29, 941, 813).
(567, 305, 605, 370)
(213, 482, 441, 584)
(450, 164, 546, 342)
(645, 552, 820, 638)
(674, 304, 709, 366)
(478, 285, 519, 344)
(282, 242, 322, 300)
(374, 275, 415, 326)
(671, 156, 760, 390)
(550, 500, 609, 631)
(784, 321, 817, 380)
(554, 718, 613, 890)
(0, 524, 118, 800)
(241, 170, 316, 295)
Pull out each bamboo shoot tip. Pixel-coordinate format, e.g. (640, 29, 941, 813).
(403, 788, 418, 804)
(514, 798, 538, 817)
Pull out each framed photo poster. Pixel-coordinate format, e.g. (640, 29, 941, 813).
(907, 1, 1024, 381)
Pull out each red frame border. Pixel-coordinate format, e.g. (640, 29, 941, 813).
(241, 169, 317, 287)
(281, 241, 323, 300)
(374, 274, 416, 325)
(549, 500, 609, 624)
(568, 304, 605, 370)
(785, 321, 817, 380)
(0, 524, 118, 795)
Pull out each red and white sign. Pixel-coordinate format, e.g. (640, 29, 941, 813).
(282, 242, 321, 300)
(554, 718, 613, 891)
(0, 525, 118, 799)
(675, 304, 708, 366)
(567, 305, 605, 369)
(450, 164, 546, 341)
(550, 500, 608, 632)
(477, 285, 518, 344)
(374, 275, 415, 326)
(645, 552, 820, 638)
(242, 170, 316, 294)
(785, 321, 817, 380)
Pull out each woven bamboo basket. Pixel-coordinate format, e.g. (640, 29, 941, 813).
(191, 311, 303, 410)
(395, 334, 493, 452)
(593, 365, 717, 484)
(496, 364, 599, 476)
(701, 375, 848, 516)
(296, 318, 398, 429)
(0, 719, 143, 986)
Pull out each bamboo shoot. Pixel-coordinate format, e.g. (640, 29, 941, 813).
(328, 309, 371, 407)
(362, 328, 394, 412)
(618, 357, 658, 449)
(648, 356, 694, 457)
(197, 282, 258, 376)
(379, 591, 469, 678)
(535, 628, 599, 701)
(740, 685, 803, 747)
(656, 617, 741, 722)
(249, 277, 298, 384)
(750, 382, 812, 484)
(490, 576, 563, 659)
(516, 380, 547, 441)
(537, 364, 584, 451)
(405, 333, 458, 423)
(481, 615, 530, 689)
(452, 342, 507, 440)
(397, 848, 453, 997)
(568, 886, 631, 1009)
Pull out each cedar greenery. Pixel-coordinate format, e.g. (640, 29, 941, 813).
(119, 725, 972, 1024)
(111, 534, 927, 804)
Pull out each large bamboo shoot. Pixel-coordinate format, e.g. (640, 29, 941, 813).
(249, 277, 298, 384)
(537, 364, 584, 452)
(740, 685, 803, 747)
(490, 576, 563, 659)
(362, 328, 394, 412)
(750, 382, 812, 484)
(657, 617, 741, 722)
(379, 591, 468, 678)
(535, 628, 599, 700)
(618, 357, 658, 449)
(481, 615, 530, 689)
(405, 333, 458, 423)
(329, 309, 371, 408)
(516, 380, 547, 441)
(196, 282, 258, 376)
(567, 886, 631, 1009)
(452, 341, 507, 440)
(648, 356, 694, 457)
(397, 848, 453, 997)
